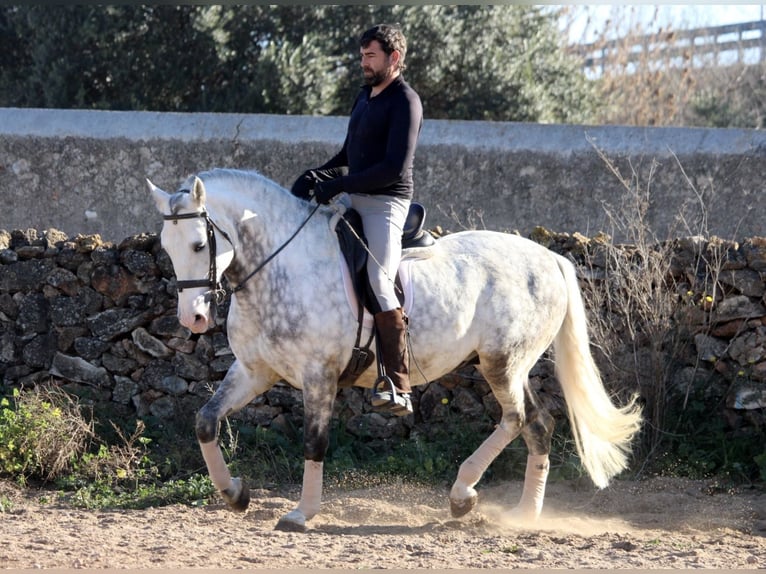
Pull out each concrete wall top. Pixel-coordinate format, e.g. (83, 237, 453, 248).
(3, 107, 763, 155)
(1, 107, 764, 242)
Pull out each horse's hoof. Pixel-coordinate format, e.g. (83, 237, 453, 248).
(221, 477, 250, 512)
(450, 493, 478, 518)
(449, 483, 478, 518)
(275, 510, 307, 533)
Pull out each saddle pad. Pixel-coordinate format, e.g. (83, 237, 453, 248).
(339, 253, 414, 329)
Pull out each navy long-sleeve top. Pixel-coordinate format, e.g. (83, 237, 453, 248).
(319, 76, 423, 200)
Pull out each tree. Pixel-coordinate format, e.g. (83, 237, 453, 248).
(397, 5, 595, 122)
(0, 6, 221, 111)
(201, 5, 595, 122)
(0, 5, 596, 122)
(199, 5, 345, 115)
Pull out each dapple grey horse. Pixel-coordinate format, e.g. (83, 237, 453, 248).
(148, 168, 641, 532)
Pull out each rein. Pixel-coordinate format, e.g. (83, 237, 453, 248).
(164, 200, 321, 303)
(228, 202, 321, 294)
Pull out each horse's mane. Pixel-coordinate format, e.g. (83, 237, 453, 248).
(196, 168, 289, 198)
(176, 167, 315, 217)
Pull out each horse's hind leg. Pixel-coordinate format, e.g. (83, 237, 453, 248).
(449, 354, 526, 518)
(449, 353, 555, 521)
(514, 389, 554, 520)
(449, 415, 521, 518)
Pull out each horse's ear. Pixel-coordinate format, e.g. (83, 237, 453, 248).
(190, 176, 206, 206)
(147, 178, 170, 214)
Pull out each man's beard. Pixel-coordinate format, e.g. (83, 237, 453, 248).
(363, 67, 392, 87)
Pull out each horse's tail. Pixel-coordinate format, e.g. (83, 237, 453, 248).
(552, 255, 643, 489)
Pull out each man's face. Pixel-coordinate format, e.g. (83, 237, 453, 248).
(360, 40, 395, 87)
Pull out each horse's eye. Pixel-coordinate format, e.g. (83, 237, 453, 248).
(194, 242, 206, 253)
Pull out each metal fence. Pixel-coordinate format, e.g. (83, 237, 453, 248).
(573, 19, 766, 75)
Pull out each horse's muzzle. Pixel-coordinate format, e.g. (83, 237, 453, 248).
(186, 314, 210, 333)
(177, 294, 213, 333)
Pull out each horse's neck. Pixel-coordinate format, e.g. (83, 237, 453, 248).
(207, 187, 332, 283)
(207, 186, 304, 246)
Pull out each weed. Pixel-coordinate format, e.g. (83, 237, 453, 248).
(577, 141, 766, 481)
(755, 452, 766, 482)
(579, 145, 684, 460)
(55, 419, 216, 509)
(66, 473, 215, 510)
(0, 495, 13, 513)
(0, 383, 216, 509)
(220, 422, 304, 488)
(0, 385, 94, 483)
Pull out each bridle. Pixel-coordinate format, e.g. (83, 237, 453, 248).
(163, 209, 232, 306)
(163, 198, 321, 306)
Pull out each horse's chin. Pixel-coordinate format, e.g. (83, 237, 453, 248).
(188, 320, 210, 334)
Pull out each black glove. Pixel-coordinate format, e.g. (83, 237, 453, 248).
(313, 178, 344, 205)
(290, 169, 320, 201)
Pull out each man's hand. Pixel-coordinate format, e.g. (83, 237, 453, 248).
(290, 169, 320, 200)
(313, 178, 344, 205)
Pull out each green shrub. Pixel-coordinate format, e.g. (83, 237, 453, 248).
(0, 386, 93, 483)
(0, 384, 215, 508)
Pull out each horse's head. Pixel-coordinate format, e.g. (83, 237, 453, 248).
(148, 175, 234, 334)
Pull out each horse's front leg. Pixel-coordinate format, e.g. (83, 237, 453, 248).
(196, 360, 276, 512)
(275, 376, 337, 533)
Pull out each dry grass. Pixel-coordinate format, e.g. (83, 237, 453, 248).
(0, 382, 154, 485)
(563, 5, 765, 128)
(577, 141, 733, 463)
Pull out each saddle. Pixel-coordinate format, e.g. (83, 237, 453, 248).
(335, 201, 435, 386)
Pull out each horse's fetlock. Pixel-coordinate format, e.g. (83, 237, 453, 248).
(303, 431, 329, 462)
(498, 417, 521, 436)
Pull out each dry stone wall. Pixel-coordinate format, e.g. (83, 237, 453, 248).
(1, 226, 764, 442)
(2, 108, 766, 244)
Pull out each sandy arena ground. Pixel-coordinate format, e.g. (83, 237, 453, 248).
(1, 476, 765, 570)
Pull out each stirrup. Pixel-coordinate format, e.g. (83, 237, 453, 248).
(371, 375, 412, 416)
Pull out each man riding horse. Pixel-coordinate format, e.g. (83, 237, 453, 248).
(291, 24, 423, 416)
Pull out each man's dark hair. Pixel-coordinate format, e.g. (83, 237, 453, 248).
(360, 24, 407, 72)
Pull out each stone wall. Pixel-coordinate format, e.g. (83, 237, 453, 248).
(2, 108, 765, 244)
(1, 226, 764, 442)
